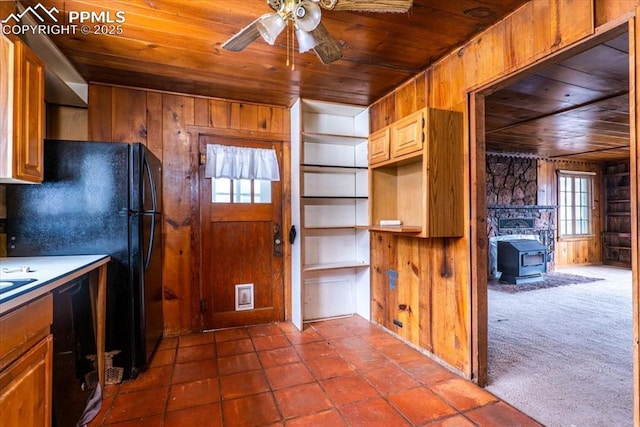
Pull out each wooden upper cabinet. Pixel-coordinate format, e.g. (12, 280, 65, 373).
(0, 36, 44, 183)
(369, 127, 390, 164)
(390, 109, 424, 159)
(369, 107, 463, 238)
(368, 109, 425, 166)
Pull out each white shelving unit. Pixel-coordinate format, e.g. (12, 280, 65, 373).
(291, 99, 370, 328)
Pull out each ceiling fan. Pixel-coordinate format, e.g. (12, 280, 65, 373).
(222, 0, 413, 65)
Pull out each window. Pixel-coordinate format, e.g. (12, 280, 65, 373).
(558, 171, 595, 237)
(211, 178, 271, 204)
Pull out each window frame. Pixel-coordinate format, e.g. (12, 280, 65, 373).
(557, 170, 596, 239)
(211, 177, 272, 205)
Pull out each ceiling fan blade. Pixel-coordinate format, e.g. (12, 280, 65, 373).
(221, 18, 261, 52)
(311, 23, 343, 64)
(324, 0, 413, 13)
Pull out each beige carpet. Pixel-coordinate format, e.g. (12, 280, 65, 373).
(487, 265, 633, 427)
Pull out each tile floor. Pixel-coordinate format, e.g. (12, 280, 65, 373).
(88, 316, 542, 426)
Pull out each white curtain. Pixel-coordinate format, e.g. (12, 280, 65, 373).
(204, 144, 280, 181)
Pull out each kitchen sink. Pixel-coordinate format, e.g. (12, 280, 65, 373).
(0, 278, 37, 294)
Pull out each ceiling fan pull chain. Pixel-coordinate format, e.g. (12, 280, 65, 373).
(291, 22, 296, 70)
(286, 21, 291, 68)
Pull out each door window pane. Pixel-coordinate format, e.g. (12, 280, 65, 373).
(254, 180, 271, 204)
(234, 179, 252, 203)
(211, 178, 272, 204)
(212, 178, 231, 203)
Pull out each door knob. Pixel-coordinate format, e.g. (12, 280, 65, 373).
(273, 224, 283, 257)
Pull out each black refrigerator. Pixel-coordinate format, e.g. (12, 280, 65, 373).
(7, 140, 164, 380)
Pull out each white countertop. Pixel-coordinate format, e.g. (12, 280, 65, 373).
(0, 255, 111, 315)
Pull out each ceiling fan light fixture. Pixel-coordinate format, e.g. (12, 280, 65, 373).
(294, 1, 322, 32)
(257, 13, 286, 45)
(295, 27, 319, 53)
(223, 0, 414, 65)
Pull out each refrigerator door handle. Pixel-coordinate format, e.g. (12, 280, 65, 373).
(144, 213, 156, 271)
(143, 153, 158, 213)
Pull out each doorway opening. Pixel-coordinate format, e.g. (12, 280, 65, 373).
(196, 132, 286, 331)
(474, 27, 632, 426)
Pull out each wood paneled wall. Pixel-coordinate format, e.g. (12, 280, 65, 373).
(538, 159, 604, 266)
(80, 0, 636, 378)
(46, 105, 88, 141)
(88, 84, 290, 335)
(368, 0, 634, 378)
(82, 0, 639, 419)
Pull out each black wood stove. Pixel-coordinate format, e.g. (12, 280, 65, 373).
(497, 239, 547, 284)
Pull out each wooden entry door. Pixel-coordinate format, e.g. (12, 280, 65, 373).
(199, 135, 284, 329)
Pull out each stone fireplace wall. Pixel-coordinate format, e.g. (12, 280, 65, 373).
(486, 155, 557, 274)
(486, 155, 537, 205)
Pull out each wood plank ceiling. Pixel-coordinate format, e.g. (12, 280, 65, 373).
(9, 1, 630, 162)
(14, 0, 528, 107)
(485, 32, 630, 162)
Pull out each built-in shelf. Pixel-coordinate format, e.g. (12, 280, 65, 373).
(302, 164, 368, 172)
(606, 172, 630, 177)
(291, 99, 370, 327)
(301, 132, 367, 145)
(368, 225, 422, 234)
(302, 164, 368, 170)
(603, 161, 631, 267)
(302, 196, 368, 200)
(603, 231, 632, 237)
(304, 225, 362, 230)
(303, 261, 370, 272)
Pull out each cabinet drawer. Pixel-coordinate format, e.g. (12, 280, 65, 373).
(369, 128, 390, 164)
(0, 335, 52, 427)
(391, 111, 424, 158)
(0, 293, 52, 369)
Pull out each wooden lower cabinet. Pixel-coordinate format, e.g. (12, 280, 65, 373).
(0, 294, 53, 427)
(0, 336, 53, 427)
